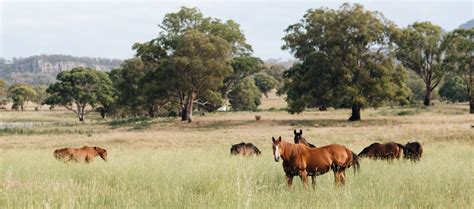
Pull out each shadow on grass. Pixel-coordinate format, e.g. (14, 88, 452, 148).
(0, 127, 96, 136)
(274, 119, 399, 127)
(107, 117, 160, 131)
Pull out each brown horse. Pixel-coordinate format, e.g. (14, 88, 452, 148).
(230, 142, 261, 156)
(358, 142, 405, 160)
(54, 146, 108, 163)
(272, 137, 360, 189)
(404, 141, 423, 161)
(293, 129, 316, 148)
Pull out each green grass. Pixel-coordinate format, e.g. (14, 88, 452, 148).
(0, 145, 472, 208)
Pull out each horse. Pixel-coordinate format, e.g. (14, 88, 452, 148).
(293, 129, 316, 148)
(358, 142, 405, 160)
(54, 146, 108, 163)
(404, 141, 423, 161)
(230, 142, 261, 156)
(272, 136, 360, 189)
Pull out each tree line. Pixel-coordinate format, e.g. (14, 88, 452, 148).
(1, 4, 471, 121)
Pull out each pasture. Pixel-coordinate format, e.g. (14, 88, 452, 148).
(0, 96, 472, 208)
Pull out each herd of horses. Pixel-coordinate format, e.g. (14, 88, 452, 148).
(231, 129, 423, 189)
(52, 129, 422, 189)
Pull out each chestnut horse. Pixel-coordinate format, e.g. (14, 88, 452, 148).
(230, 142, 261, 156)
(272, 137, 360, 189)
(404, 141, 423, 161)
(293, 129, 316, 148)
(54, 146, 108, 163)
(358, 142, 405, 160)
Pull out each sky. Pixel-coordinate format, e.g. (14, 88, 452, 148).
(1, 0, 473, 61)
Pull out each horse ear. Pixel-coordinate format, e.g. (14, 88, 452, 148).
(294, 130, 297, 135)
(278, 136, 282, 142)
(272, 137, 275, 142)
(300, 129, 303, 134)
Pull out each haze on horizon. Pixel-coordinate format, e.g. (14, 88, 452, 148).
(1, 0, 472, 61)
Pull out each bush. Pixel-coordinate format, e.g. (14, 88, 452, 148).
(439, 75, 469, 103)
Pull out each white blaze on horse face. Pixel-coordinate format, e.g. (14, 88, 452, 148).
(274, 145, 280, 162)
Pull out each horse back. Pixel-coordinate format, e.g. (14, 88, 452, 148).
(301, 144, 350, 174)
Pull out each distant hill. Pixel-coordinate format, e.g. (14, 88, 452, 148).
(458, 19, 474, 29)
(0, 55, 122, 85)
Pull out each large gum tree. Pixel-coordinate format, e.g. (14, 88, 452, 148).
(133, 7, 255, 122)
(281, 3, 410, 121)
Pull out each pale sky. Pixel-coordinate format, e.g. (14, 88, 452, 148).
(1, 0, 473, 60)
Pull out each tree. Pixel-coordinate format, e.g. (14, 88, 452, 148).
(442, 28, 474, 113)
(406, 69, 426, 104)
(170, 29, 232, 122)
(439, 75, 469, 103)
(220, 56, 264, 100)
(133, 7, 253, 122)
(281, 3, 410, 121)
(0, 80, 7, 105)
(264, 63, 286, 88)
(45, 67, 115, 121)
(109, 58, 149, 117)
(8, 83, 37, 111)
(394, 22, 450, 106)
(254, 73, 277, 98)
(32, 85, 48, 110)
(228, 77, 261, 111)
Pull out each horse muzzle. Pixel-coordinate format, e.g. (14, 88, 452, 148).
(274, 156, 280, 162)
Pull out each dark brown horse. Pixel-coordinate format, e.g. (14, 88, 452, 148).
(272, 137, 360, 189)
(404, 141, 423, 161)
(230, 142, 261, 156)
(358, 142, 405, 160)
(293, 129, 316, 148)
(54, 146, 108, 163)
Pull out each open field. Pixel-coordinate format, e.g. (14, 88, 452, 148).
(0, 96, 472, 208)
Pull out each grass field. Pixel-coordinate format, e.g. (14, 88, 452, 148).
(0, 95, 472, 208)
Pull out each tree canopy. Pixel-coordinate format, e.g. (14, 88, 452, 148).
(132, 7, 255, 122)
(442, 28, 474, 113)
(281, 3, 410, 121)
(45, 67, 115, 121)
(8, 83, 37, 111)
(394, 21, 450, 106)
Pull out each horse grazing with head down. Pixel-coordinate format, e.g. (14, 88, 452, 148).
(230, 142, 261, 156)
(272, 137, 360, 189)
(54, 146, 108, 163)
(404, 141, 423, 161)
(293, 129, 316, 148)
(358, 142, 405, 160)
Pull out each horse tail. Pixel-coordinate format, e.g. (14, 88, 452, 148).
(351, 151, 360, 174)
(395, 143, 406, 158)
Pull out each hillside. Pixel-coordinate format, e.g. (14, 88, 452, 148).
(0, 55, 122, 85)
(458, 19, 474, 29)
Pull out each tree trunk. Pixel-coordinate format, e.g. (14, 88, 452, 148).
(186, 93, 195, 123)
(423, 88, 432, 106)
(469, 98, 474, 114)
(470, 69, 473, 114)
(348, 105, 361, 121)
(181, 106, 188, 121)
(77, 104, 85, 122)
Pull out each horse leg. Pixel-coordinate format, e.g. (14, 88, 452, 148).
(339, 170, 346, 185)
(311, 176, 316, 190)
(334, 171, 340, 186)
(299, 170, 308, 189)
(286, 175, 294, 189)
